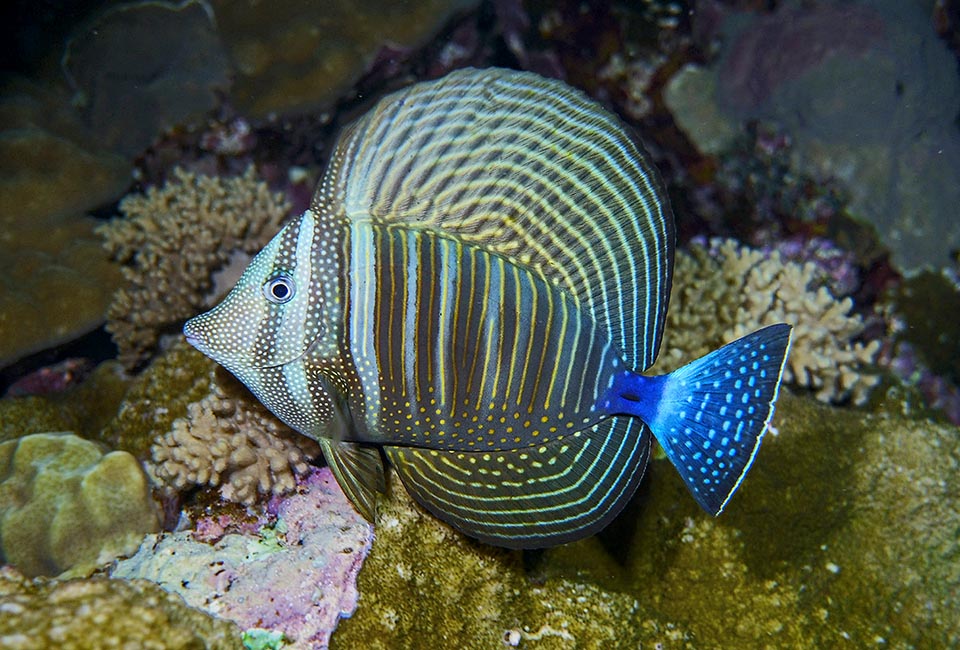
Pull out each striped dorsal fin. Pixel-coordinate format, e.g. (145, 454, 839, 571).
(314, 67, 674, 371)
(384, 417, 651, 548)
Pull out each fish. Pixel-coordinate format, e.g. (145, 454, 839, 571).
(183, 67, 792, 549)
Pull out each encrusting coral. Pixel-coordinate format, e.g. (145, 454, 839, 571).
(0, 567, 241, 649)
(149, 373, 320, 505)
(98, 166, 290, 369)
(655, 238, 881, 405)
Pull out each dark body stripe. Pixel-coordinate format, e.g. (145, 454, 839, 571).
(348, 223, 617, 452)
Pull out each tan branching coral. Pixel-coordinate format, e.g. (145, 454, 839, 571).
(98, 166, 290, 368)
(655, 239, 881, 405)
(149, 376, 320, 505)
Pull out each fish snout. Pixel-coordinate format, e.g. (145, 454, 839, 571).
(182, 317, 205, 350)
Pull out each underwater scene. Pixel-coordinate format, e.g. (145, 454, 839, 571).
(1, 0, 958, 648)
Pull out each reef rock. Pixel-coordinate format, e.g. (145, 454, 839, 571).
(113, 467, 374, 650)
(667, 0, 960, 271)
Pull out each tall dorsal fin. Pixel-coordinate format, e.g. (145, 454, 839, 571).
(312, 67, 674, 371)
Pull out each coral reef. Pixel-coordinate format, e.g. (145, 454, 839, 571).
(0, 567, 241, 649)
(654, 238, 881, 405)
(333, 392, 960, 648)
(149, 372, 319, 505)
(670, 0, 960, 271)
(113, 467, 373, 650)
(209, 0, 477, 117)
(98, 166, 290, 369)
(886, 270, 960, 424)
(0, 432, 159, 578)
(0, 361, 130, 445)
(62, 0, 230, 156)
(0, 79, 131, 370)
(0, 125, 126, 368)
(97, 341, 214, 458)
(331, 466, 649, 650)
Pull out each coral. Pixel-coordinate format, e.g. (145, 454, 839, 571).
(0, 567, 241, 649)
(1, 361, 130, 445)
(209, 0, 477, 117)
(113, 467, 374, 650)
(62, 0, 230, 156)
(0, 133, 126, 368)
(333, 392, 960, 648)
(670, 0, 960, 271)
(96, 341, 213, 459)
(0, 432, 159, 578)
(149, 372, 320, 505)
(98, 166, 290, 369)
(886, 270, 960, 424)
(655, 238, 881, 405)
(331, 466, 652, 650)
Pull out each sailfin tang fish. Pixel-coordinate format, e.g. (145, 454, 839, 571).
(184, 68, 792, 548)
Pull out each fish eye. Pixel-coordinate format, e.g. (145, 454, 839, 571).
(263, 274, 295, 304)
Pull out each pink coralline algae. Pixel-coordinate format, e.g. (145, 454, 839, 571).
(112, 467, 374, 649)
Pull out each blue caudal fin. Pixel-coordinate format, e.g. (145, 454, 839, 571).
(603, 324, 792, 515)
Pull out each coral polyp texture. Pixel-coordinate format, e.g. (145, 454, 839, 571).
(0, 567, 241, 649)
(98, 166, 290, 369)
(0, 432, 159, 578)
(149, 374, 320, 505)
(656, 239, 881, 405)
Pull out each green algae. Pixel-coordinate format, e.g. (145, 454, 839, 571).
(332, 391, 960, 649)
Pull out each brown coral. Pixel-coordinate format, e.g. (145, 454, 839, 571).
(655, 239, 881, 405)
(149, 374, 320, 505)
(0, 567, 240, 649)
(98, 166, 290, 369)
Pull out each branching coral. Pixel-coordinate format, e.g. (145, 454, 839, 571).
(655, 239, 881, 405)
(98, 166, 290, 369)
(149, 375, 320, 505)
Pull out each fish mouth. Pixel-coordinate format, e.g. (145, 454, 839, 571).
(182, 319, 205, 351)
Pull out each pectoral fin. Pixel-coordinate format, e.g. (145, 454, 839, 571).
(318, 438, 386, 522)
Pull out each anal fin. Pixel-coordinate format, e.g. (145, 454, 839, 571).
(384, 417, 651, 549)
(318, 438, 386, 522)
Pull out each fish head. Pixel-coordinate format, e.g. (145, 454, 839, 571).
(183, 209, 333, 381)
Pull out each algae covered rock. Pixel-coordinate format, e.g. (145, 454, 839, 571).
(0, 567, 242, 649)
(0, 432, 160, 577)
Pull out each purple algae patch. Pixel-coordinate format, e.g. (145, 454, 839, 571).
(112, 467, 374, 649)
